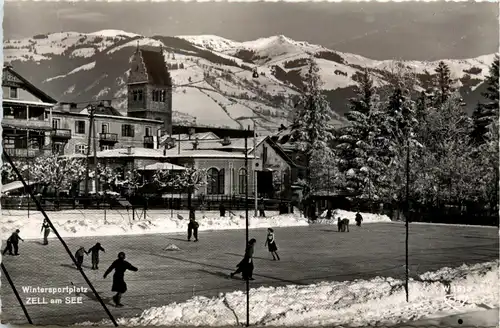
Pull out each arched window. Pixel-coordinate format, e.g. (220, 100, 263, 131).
(207, 168, 219, 195)
(218, 168, 225, 194)
(238, 168, 247, 194)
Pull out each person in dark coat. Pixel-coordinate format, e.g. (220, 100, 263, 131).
(88, 242, 105, 270)
(2, 237, 13, 256)
(187, 208, 199, 242)
(326, 208, 333, 220)
(41, 219, 51, 245)
(103, 252, 138, 307)
(74, 246, 87, 269)
(258, 198, 266, 217)
(219, 203, 226, 217)
(230, 238, 256, 280)
(355, 212, 363, 226)
(5, 230, 24, 256)
(264, 228, 280, 261)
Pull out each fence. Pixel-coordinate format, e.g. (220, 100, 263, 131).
(1, 194, 292, 213)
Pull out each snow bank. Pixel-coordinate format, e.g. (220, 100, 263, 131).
(78, 260, 499, 327)
(0, 210, 308, 240)
(315, 209, 391, 224)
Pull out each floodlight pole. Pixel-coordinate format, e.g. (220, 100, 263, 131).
(244, 129, 250, 327)
(405, 132, 410, 302)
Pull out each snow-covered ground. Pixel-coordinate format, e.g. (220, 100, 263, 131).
(0, 209, 308, 240)
(315, 208, 392, 224)
(78, 260, 499, 326)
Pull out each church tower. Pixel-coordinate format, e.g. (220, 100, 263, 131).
(127, 43, 173, 136)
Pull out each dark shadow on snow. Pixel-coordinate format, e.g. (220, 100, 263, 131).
(224, 252, 271, 261)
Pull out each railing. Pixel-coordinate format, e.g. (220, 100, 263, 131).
(3, 148, 51, 158)
(99, 133, 118, 142)
(144, 136, 154, 144)
(2, 117, 50, 129)
(50, 128, 72, 139)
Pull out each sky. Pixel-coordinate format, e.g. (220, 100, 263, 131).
(3, 1, 499, 61)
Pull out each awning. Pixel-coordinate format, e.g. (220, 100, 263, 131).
(140, 162, 186, 171)
(2, 180, 37, 194)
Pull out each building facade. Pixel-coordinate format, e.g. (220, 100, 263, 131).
(51, 101, 164, 156)
(2, 65, 56, 160)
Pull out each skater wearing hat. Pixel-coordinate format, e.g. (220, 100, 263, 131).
(231, 238, 257, 280)
(88, 242, 105, 270)
(103, 252, 138, 307)
(3, 229, 24, 256)
(74, 246, 87, 269)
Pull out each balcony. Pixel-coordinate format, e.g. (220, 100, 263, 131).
(4, 148, 51, 159)
(2, 116, 51, 131)
(99, 133, 118, 144)
(50, 128, 72, 140)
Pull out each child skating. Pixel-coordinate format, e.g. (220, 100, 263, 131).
(264, 228, 280, 261)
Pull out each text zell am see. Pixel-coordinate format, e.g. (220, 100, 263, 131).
(22, 285, 88, 305)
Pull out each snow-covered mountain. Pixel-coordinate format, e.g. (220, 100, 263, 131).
(4, 30, 496, 131)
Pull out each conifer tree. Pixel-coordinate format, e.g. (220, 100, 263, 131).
(472, 55, 499, 145)
(432, 61, 455, 106)
(291, 58, 335, 202)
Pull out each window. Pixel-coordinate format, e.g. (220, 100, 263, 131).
(218, 169, 225, 194)
(145, 126, 152, 137)
(152, 90, 160, 102)
(207, 168, 224, 195)
(53, 143, 64, 155)
(75, 121, 86, 134)
(122, 124, 135, 137)
(9, 87, 18, 99)
(238, 168, 247, 194)
(160, 90, 166, 102)
(52, 118, 61, 129)
(75, 144, 87, 155)
(101, 124, 109, 134)
(132, 90, 143, 101)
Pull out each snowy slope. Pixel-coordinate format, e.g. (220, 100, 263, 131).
(4, 30, 496, 130)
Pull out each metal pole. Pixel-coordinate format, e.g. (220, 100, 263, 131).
(26, 105, 30, 217)
(244, 130, 250, 327)
(84, 106, 94, 206)
(253, 121, 258, 217)
(405, 134, 410, 302)
(2, 151, 119, 327)
(93, 117, 98, 195)
(1, 263, 33, 324)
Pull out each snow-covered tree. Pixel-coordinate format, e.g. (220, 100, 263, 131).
(89, 163, 122, 192)
(115, 168, 145, 197)
(336, 69, 388, 202)
(2, 160, 29, 184)
(471, 55, 499, 145)
(30, 155, 86, 196)
(290, 58, 336, 200)
(432, 61, 455, 106)
(154, 167, 209, 207)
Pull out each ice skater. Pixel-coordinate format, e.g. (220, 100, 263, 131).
(264, 228, 280, 261)
(3, 229, 24, 256)
(103, 252, 138, 307)
(88, 242, 105, 270)
(74, 246, 87, 269)
(187, 208, 199, 242)
(355, 212, 363, 227)
(41, 219, 51, 245)
(230, 238, 256, 280)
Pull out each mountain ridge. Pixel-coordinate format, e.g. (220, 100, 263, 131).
(4, 30, 496, 132)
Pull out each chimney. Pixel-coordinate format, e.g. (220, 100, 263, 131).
(127, 146, 133, 155)
(61, 103, 70, 112)
(103, 99, 112, 107)
(192, 137, 199, 150)
(221, 136, 231, 146)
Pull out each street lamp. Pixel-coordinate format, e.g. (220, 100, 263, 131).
(83, 105, 99, 205)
